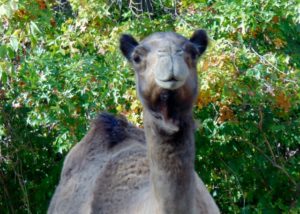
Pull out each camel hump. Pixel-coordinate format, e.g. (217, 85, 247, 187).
(92, 112, 130, 148)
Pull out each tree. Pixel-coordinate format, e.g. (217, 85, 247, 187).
(0, 0, 299, 213)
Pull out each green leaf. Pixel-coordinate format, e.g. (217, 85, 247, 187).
(0, 45, 7, 58)
(0, 66, 7, 84)
(9, 36, 18, 52)
(30, 21, 41, 38)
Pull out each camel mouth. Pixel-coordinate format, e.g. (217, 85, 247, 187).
(155, 78, 185, 90)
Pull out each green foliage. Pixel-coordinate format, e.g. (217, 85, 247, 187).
(0, 0, 299, 213)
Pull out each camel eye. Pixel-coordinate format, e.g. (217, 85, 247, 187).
(190, 51, 197, 60)
(132, 46, 149, 64)
(184, 43, 199, 60)
(133, 55, 141, 64)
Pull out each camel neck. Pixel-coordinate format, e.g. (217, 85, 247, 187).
(143, 109, 196, 214)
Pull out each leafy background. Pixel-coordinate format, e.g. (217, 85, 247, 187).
(0, 0, 299, 213)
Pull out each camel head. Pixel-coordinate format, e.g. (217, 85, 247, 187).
(120, 30, 208, 132)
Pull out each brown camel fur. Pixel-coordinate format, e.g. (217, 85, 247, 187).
(48, 30, 220, 214)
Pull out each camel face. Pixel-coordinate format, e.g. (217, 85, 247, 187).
(138, 37, 190, 90)
(120, 30, 208, 128)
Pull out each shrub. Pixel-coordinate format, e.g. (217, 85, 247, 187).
(0, 0, 299, 212)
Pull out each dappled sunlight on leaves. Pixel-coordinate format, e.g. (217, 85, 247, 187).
(0, 0, 299, 213)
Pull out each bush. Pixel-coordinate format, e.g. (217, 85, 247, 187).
(0, 0, 299, 213)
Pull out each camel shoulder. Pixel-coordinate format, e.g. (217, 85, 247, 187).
(48, 113, 146, 213)
(62, 112, 145, 178)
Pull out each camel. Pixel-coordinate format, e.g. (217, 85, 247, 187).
(48, 30, 220, 214)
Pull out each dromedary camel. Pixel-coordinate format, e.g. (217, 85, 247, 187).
(48, 30, 220, 214)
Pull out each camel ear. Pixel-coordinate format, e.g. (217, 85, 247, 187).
(120, 34, 139, 61)
(189, 29, 208, 56)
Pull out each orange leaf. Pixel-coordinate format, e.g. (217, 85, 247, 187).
(37, 0, 47, 10)
(275, 92, 291, 112)
(273, 38, 286, 49)
(217, 105, 234, 123)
